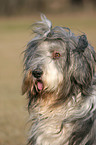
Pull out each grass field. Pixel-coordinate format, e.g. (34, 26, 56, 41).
(0, 13, 96, 145)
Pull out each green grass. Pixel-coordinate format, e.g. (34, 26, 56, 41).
(0, 13, 96, 145)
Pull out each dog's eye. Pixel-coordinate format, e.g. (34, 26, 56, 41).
(52, 51, 61, 59)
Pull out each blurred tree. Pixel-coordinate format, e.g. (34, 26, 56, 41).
(0, 0, 95, 16)
(93, 0, 96, 6)
(0, 0, 25, 15)
(71, 0, 83, 5)
(17, 0, 25, 10)
(1, 0, 17, 15)
(34, 0, 46, 12)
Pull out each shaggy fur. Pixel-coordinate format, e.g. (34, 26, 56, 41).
(22, 15, 96, 145)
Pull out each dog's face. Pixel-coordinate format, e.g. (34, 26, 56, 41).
(22, 40, 65, 95)
(22, 15, 96, 107)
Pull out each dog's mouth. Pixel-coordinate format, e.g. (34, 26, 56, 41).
(34, 79, 44, 93)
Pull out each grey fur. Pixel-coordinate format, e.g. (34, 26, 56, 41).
(22, 15, 96, 145)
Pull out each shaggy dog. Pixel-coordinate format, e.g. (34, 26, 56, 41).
(22, 15, 96, 145)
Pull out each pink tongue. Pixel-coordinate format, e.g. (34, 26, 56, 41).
(37, 82, 43, 91)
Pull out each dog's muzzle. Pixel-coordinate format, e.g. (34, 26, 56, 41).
(32, 68, 44, 92)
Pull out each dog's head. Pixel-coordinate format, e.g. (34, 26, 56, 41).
(22, 15, 96, 107)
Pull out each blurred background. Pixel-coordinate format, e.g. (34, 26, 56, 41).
(0, 0, 96, 145)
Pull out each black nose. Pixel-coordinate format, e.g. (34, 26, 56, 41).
(32, 68, 43, 78)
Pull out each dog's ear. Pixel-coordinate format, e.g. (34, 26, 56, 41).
(22, 71, 32, 95)
(72, 61, 93, 95)
(77, 35, 88, 52)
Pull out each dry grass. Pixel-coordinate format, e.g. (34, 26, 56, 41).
(0, 13, 96, 145)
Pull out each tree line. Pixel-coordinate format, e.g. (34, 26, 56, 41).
(0, 0, 95, 16)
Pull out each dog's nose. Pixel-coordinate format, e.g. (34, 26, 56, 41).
(32, 68, 43, 78)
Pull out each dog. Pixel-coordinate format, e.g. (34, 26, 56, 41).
(22, 15, 96, 145)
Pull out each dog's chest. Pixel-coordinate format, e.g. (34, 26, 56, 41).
(30, 102, 73, 145)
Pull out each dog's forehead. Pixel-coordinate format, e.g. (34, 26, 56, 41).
(38, 41, 65, 52)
